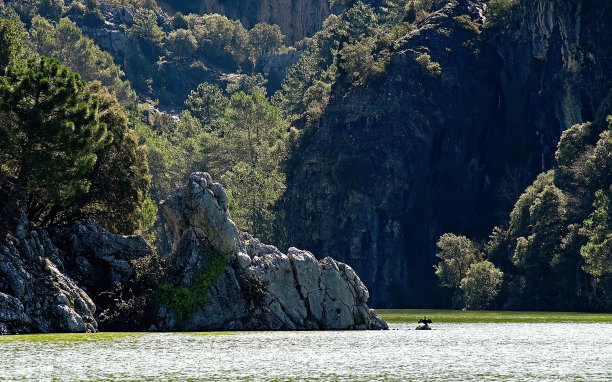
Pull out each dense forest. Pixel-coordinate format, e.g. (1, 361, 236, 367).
(0, 0, 610, 312)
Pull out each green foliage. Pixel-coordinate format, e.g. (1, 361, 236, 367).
(36, 0, 65, 21)
(342, 1, 378, 40)
(581, 187, 612, 278)
(67, 82, 150, 234)
(170, 12, 189, 30)
(130, 9, 164, 45)
(415, 53, 441, 77)
(453, 14, 481, 35)
(137, 195, 158, 243)
(0, 57, 111, 224)
(585, 129, 612, 190)
(460, 261, 503, 309)
(129, 8, 164, 60)
(187, 13, 249, 69)
(338, 38, 386, 85)
(248, 23, 284, 60)
(381, 0, 432, 31)
(9, 0, 64, 23)
(434, 233, 479, 290)
(184, 82, 228, 126)
(245, 274, 268, 304)
(508, 171, 557, 238)
(133, 107, 209, 201)
(158, 252, 227, 324)
(0, 7, 27, 31)
(303, 80, 332, 125)
(166, 28, 198, 59)
(458, 116, 612, 311)
(28, 17, 136, 104)
(278, 1, 380, 121)
(224, 73, 267, 96)
(0, 18, 23, 70)
(511, 175, 566, 271)
(218, 91, 288, 239)
(484, 0, 517, 29)
(554, 121, 593, 187)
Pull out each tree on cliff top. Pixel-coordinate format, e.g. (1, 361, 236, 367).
(0, 56, 111, 225)
(0, 55, 151, 234)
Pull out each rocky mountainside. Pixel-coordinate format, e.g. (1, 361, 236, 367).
(0, 211, 158, 334)
(283, 0, 612, 307)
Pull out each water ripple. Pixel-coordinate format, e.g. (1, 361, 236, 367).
(0, 323, 611, 381)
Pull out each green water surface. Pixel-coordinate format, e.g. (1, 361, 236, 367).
(378, 308, 612, 324)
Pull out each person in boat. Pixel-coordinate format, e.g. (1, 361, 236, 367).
(416, 316, 432, 330)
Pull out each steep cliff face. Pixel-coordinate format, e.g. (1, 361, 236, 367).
(497, 0, 612, 173)
(164, 0, 335, 43)
(283, 0, 612, 307)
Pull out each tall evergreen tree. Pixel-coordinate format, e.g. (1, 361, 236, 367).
(0, 57, 111, 225)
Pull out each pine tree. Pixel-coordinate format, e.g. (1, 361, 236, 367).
(0, 57, 111, 225)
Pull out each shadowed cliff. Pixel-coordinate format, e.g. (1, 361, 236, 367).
(282, 0, 612, 307)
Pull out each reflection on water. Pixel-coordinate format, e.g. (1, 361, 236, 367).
(1, 323, 611, 381)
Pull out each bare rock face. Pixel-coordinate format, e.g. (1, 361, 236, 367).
(157, 172, 387, 330)
(160, 172, 238, 257)
(0, 213, 97, 334)
(198, 0, 336, 44)
(50, 220, 161, 331)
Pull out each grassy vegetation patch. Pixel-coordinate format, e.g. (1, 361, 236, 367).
(415, 53, 442, 77)
(378, 309, 612, 323)
(0, 332, 144, 343)
(453, 15, 481, 35)
(158, 252, 227, 324)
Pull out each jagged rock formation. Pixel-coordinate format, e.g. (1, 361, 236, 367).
(156, 172, 387, 330)
(283, 0, 612, 307)
(0, 213, 98, 334)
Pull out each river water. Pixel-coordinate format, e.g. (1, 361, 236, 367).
(1, 322, 611, 381)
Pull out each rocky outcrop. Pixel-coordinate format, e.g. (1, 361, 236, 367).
(282, 0, 612, 307)
(259, 49, 302, 93)
(0, 172, 385, 333)
(65, 2, 171, 65)
(49, 220, 161, 331)
(155, 172, 387, 330)
(0, 213, 97, 334)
